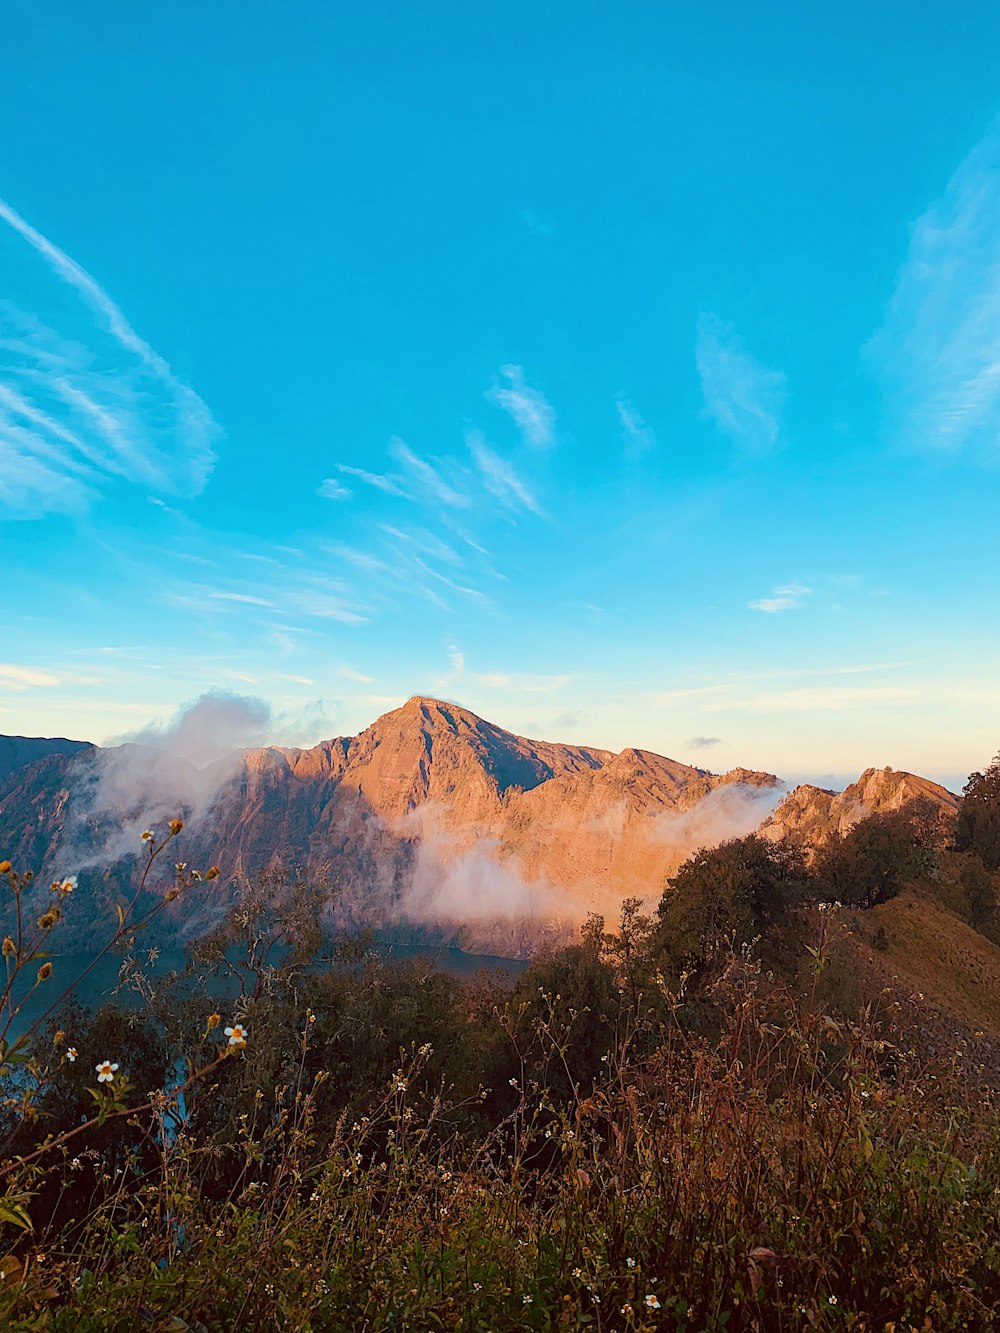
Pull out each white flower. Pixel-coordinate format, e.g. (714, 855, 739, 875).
(66, 1047, 77, 1062)
(96, 1060, 118, 1084)
(224, 1023, 247, 1046)
(626, 1257, 636, 1268)
(829, 1295, 838, 1305)
(645, 1294, 661, 1310)
(522, 1295, 532, 1305)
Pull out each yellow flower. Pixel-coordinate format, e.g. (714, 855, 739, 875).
(0, 861, 11, 875)
(207, 1012, 221, 1029)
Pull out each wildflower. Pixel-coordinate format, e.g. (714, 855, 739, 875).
(473, 1282, 482, 1292)
(522, 1295, 532, 1306)
(572, 1268, 583, 1279)
(225, 1023, 247, 1046)
(175, 862, 187, 873)
(645, 1294, 661, 1310)
(59, 876, 77, 893)
(38, 910, 60, 930)
(70, 1157, 81, 1170)
(168, 818, 184, 836)
(829, 1295, 838, 1305)
(141, 830, 153, 843)
(67, 1047, 78, 1062)
(418, 1042, 433, 1056)
(53, 1029, 64, 1045)
(264, 1283, 274, 1296)
(621, 1304, 633, 1317)
(626, 1257, 636, 1268)
(37, 962, 52, 981)
(96, 1060, 119, 1083)
(207, 1012, 221, 1029)
(0, 861, 10, 874)
(1, 937, 14, 957)
(206, 866, 220, 879)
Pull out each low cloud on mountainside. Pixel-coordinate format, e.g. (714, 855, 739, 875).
(64, 690, 323, 872)
(651, 782, 787, 853)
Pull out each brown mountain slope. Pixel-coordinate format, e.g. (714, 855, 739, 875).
(762, 767, 960, 849)
(0, 699, 963, 956)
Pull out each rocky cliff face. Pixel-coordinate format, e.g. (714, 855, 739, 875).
(762, 767, 960, 849)
(0, 704, 960, 956)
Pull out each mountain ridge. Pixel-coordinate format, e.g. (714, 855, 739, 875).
(0, 697, 962, 956)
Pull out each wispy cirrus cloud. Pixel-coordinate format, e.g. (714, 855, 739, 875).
(868, 125, 1000, 454)
(390, 436, 471, 508)
(615, 398, 656, 457)
(466, 430, 544, 516)
(0, 196, 220, 518)
(318, 477, 352, 501)
(487, 365, 556, 448)
(748, 583, 812, 613)
(696, 314, 786, 453)
(333, 463, 411, 498)
(0, 663, 60, 689)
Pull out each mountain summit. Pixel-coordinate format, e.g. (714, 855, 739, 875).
(0, 699, 960, 955)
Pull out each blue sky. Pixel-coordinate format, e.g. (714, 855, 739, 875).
(2, 1, 1000, 789)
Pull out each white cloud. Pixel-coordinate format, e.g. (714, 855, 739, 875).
(334, 464, 411, 498)
(696, 314, 786, 452)
(466, 430, 543, 515)
(615, 398, 656, 456)
(486, 365, 556, 448)
(390, 437, 470, 508)
(868, 125, 1000, 454)
(748, 583, 812, 613)
(0, 663, 60, 689)
(318, 477, 352, 501)
(0, 196, 220, 518)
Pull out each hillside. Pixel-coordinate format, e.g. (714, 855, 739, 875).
(0, 701, 961, 955)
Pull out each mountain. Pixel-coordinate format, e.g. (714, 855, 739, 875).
(0, 701, 960, 956)
(762, 766, 961, 849)
(0, 734, 92, 784)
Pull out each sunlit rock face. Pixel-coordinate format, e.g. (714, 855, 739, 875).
(761, 767, 960, 850)
(0, 703, 955, 958)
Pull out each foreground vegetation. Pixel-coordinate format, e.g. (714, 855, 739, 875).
(0, 760, 998, 1331)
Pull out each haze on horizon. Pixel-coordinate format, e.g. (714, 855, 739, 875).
(2, 3, 999, 795)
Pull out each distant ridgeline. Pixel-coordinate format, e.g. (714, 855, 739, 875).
(0, 699, 966, 959)
(0, 734, 92, 784)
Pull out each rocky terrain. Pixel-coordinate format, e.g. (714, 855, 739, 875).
(0, 697, 962, 955)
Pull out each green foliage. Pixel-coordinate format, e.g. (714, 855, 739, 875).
(957, 752, 1000, 871)
(813, 807, 927, 910)
(4, 828, 1000, 1330)
(653, 834, 807, 983)
(961, 855, 997, 931)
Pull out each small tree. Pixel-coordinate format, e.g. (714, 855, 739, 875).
(960, 856, 996, 931)
(654, 835, 808, 983)
(956, 754, 1000, 871)
(814, 810, 923, 910)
